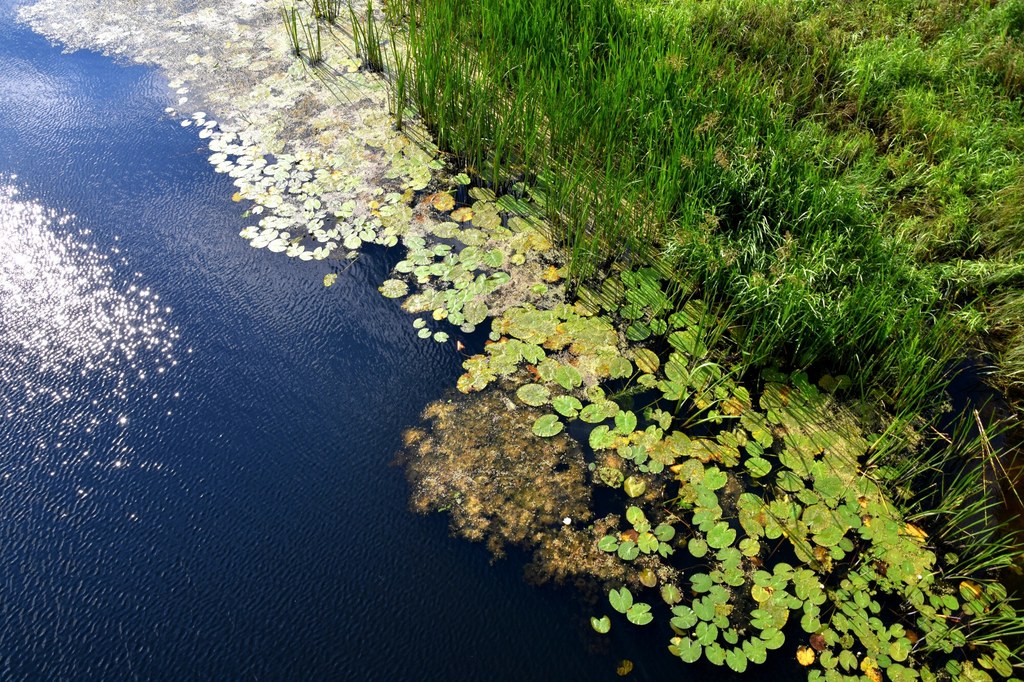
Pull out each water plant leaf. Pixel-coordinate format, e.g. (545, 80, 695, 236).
(433, 332, 449, 343)
(430, 192, 455, 211)
(726, 648, 748, 673)
(614, 410, 637, 435)
(451, 207, 473, 222)
(610, 588, 633, 614)
(671, 638, 702, 663)
(626, 507, 646, 526)
(638, 533, 659, 554)
(745, 457, 772, 478)
(591, 615, 611, 634)
(707, 522, 736, 549)
(323, 273, 337, 287)
(379, 279, 409, 298)
(552, 395, 583, 418)
(797, 645, 815, 666)
(626, 602, 653, 625)
(688, 537, 709, 558)
(532, 414, 563, 437)
(691, 573, 714, 593)
(598, 535, 619, 552)
(704, 467, 728, 490)
(623, 476, 646, 498)
(579, 403, 607, 424)
(483, 249, 504, 268)
(616, 660, 633, 676)
(654, 523, 676, 542)
(589, 425, 616, 450)
(516, 383, 550, 407)
(553, 365, 583, 390)
(617, 541, 640, 561)
(662, 584, 682, 605)
(634, 348, 660, 374)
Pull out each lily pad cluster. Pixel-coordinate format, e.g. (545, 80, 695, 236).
(587, 366, 1022, 682)
(390, 184, 560, 341)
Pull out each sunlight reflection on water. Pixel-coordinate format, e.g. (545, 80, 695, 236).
(0, 176, 181, 458)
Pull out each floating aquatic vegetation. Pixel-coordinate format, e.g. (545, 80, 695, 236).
(398, 389, 592, 561)
(20, 0, 446, 279)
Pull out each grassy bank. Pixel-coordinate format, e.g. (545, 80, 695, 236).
(384, 0, 1024, 416)
(336, 0, 1024, 677)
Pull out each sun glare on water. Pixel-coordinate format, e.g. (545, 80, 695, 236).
(0, 177, 181, 454)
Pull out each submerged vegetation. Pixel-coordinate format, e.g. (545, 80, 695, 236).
(19, 0, 1024, 678)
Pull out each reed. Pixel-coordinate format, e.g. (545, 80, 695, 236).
(309, 0, 343, 23)
(280, 5, 301, 57)
(349, 0, 384, 73)
(301, 16, 323, 66)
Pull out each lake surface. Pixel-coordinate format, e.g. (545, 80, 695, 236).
(0, 3, 720, 680)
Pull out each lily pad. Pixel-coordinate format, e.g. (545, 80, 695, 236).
(379, 279, 409, 298)
(591, 615, 611, 634)
(623, 476, 647, 498)
(634, 348, 660, 374)
(532, 414, 563, 437)
(610, 588, 634, 614)
(516, 383, 551, 407)
(552, 395, 583, 418)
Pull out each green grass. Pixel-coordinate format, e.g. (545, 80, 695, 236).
(280, 5, 301, 56)
(393, 0, 1006, 414)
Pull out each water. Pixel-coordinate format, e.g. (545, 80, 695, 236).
(0, 5, 721, 680)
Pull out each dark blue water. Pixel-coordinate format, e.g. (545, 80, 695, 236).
(0, 5, 717, 681)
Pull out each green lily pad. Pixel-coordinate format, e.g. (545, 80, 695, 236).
(662, 584, 682, 605)
(610, 587, 633, 614)
(379, 278, 409, 298)
(626, 602, 653, 626)
(591, 615, 611, 634)
(579, 403, 607, 424)
(516, 383, 550, 407)
(553, 365, 583, 390)
(688, 537, 709, 558)
(654, 523, 676, 542)
(589, 425, 617, 450)
(707, 522, 737, 549)
(638, 532, 659, 554)
(626, 506, 647, 526)
(745, 457, 772, 478)
(726, 648, 748, 673)
(598, 535, 620, 552)
(671, 638, 702, 663)
(614, 410, 637, 435)
(618, 541, 640, 561)
(552, 395, 583, 418)
(532, 414, 563, 437)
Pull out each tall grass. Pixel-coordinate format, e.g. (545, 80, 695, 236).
(280, 5, 301, 56)
(301, 17, 323, 66)
(310, 0, 343, 23)
(394, 0, 970, 412)
(349, 0, 384, 72)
